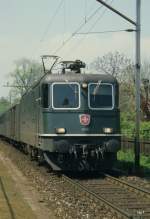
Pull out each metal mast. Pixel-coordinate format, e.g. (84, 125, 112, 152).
(96, 0, 141, 171)
(135, 0, 141, 170)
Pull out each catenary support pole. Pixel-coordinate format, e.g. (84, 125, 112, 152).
(96, 0, 141, 172)
(134, 0, 141, 172)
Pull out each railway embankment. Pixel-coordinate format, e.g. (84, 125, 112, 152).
(0, 141, 56, 219)
(0, 140, 150, 219)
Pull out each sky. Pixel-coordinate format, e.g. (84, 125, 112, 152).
(0, 0, 149, 98)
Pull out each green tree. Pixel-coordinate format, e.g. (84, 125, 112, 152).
(0, 97, 11, 114)
(140, 61, 150, 120)
(9, 58, 43, 98)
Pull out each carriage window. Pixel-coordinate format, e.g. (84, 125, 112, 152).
(42, 84, 49, 108)
(89, 83, 113, 109)
(52, 83, 80, 109)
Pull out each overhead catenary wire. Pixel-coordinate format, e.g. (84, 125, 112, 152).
(31, 0, 96, 60)
(31, 0, 64, 60)
(63, 0, 66, 44)
(64, 0, 114, 57)
(84, 0, 87, 23)
(52, 0, 110, 55)
(31, 0, 109, 60)
(40, 0, 64, 42)
(64, 1, 134, 59)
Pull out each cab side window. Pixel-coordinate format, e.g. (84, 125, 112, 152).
(42, 84, 49, 108)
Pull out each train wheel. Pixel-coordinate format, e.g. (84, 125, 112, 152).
(37, 150, 44, 166)
(27, 146, 34, 161)
(23, 144, 28, 155)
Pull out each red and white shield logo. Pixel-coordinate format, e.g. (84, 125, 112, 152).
(79, 114, 91, 126)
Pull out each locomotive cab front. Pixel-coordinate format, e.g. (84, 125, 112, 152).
(38, 59, 120, 170)
(39, 73, 120, 170)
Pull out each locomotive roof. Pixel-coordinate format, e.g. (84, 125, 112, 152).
(40, 73, 118, 84)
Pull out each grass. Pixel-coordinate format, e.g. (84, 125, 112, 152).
(115, 149, 150, 175)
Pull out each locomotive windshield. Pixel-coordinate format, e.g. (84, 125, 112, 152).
(89, 83, 114, 109)
(52, 83, 80, 109)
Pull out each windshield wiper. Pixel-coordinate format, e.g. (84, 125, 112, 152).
(93, 80, 102, 96)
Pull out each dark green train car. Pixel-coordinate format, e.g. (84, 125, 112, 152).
(37, 73, 120, 170)
(0, 105, 19, 141)
(0, 59, 121, 171)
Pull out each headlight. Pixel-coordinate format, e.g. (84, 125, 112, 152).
(103, 128, 113, 134)
(55, 128, 66, 134)
(82, 83, 88, 89)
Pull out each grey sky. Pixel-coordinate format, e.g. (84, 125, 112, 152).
(0, 0, 149, 97)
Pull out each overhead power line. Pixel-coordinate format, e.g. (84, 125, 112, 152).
(52, 0, 110, 55)
(40, 0, 64, 42)
(63, 0, 66, 44)
(84, 0, 87, 23)
(31, 0, 64, 59)
(64, 0, 114, 57)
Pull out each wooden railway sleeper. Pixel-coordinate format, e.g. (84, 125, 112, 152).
(62, 175, 133, 219)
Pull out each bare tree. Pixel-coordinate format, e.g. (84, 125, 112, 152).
(91, 52, 150, 120)
(90, 52, 135, 112)
(90, 51, 133, 82)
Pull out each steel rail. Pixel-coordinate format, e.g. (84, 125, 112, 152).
(0, 177, 16, 219)
(62, 174, 133, 219)
(104, 174, 150, 199)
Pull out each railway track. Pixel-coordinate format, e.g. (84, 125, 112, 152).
(62, 173, 150, 219)
(0, 177, 15, 219)
(120, 176, 150, 192)
(1, 140, 150, 218)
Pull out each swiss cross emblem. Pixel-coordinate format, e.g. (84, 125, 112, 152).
(79, 114, 91, 126)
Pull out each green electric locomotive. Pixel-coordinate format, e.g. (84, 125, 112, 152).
(0, 56, 121, 171)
